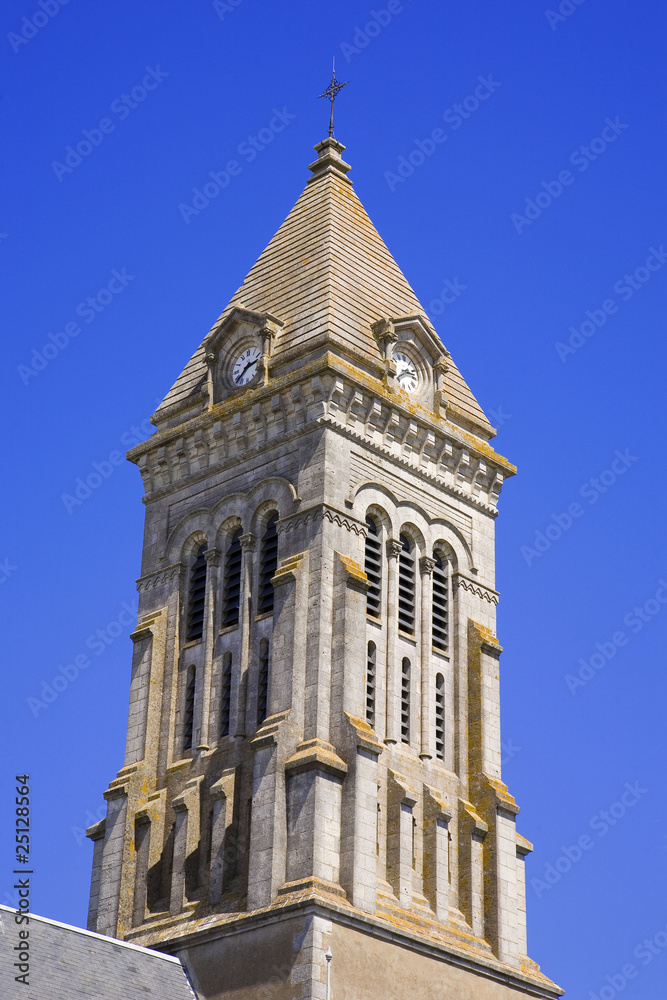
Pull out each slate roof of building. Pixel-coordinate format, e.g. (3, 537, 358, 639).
(0, 905, 198, 1000)
(157, 136, 491, 435)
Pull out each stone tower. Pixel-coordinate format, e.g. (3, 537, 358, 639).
(87, 136, 562, 1000)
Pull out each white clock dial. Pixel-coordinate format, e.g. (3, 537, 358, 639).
(232, 346, 261, 386)
(394, 351, 418, 393)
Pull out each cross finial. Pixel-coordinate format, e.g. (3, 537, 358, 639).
(318, 58, 348, 139)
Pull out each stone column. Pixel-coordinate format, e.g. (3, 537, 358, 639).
(169, 777, 203, 915)
(235, 532, 256, 738)
(86, 818, 106, 931)
(340, 715, 384, 914)
(387, 771, 417, 908)
(419, 556, 436, 760)
(209, 768, 236, 904)
(132, 816, 150, 926)
(385, 539, 402, 745)
(493, 807, 521, 966)
(197, 547, 220, 751)
(516, 834, 533, 958)
(95, 787, 128, 936)
(247, 712, 290, 909)
(458, 800, 488, 939)
(423, 786, 452, 923)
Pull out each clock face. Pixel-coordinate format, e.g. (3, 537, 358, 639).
(394, 351, 418, 393)
(232, 346, 261, 386)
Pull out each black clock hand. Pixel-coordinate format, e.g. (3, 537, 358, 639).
(237, 356, 258, 380)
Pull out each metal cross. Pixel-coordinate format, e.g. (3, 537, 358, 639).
(318, 59, 348, 138)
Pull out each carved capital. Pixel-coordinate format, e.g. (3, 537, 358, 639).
(204, 546, 220, 567)
(433, 357, 449, 391)
(419, 556, 437, 577)
(371, 317, 398, 360)
(239, 532, 257, 551)
(386, 539, 403, 560)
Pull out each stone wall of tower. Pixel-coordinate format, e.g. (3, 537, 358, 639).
(86, 363, 554, 998)
(87, 134, 561, 999)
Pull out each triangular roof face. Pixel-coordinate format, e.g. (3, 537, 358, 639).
(0, 906, 198, 1000)
(158, 138, 491, 436)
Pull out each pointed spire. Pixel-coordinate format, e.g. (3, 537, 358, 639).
(157, 135, 493, 438)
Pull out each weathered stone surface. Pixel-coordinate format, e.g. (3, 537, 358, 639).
(88, 136, 562, 1000)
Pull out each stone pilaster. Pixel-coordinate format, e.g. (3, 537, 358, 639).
(209, 768, 236, 904)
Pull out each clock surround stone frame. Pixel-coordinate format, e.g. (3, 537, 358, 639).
(203, 307, 284, 404)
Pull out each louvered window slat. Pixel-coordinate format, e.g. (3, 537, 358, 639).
(222, 530, 243, 627)
(435, 673, 445, 760)
(401, 658, 411, 743)
(220, 652, 232, 737)
(398, 535, 415, 635)
(186, 545, 208, 642)
(366, 642, 376, 726)
(432, 553, 448, 651)
(183, 667, 196, 750)
(258, 515, 279, 615)
(257, 639, 270, 725)
(365, 518, 382, 618)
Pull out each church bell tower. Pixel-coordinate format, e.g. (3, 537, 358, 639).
(87, 133, 562, 1000)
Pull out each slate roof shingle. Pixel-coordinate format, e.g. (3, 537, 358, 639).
(0, 905, 197, 1000)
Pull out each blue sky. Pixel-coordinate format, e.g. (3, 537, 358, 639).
(2, 1, 666, 996)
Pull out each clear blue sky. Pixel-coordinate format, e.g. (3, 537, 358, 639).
(2, 2, 666, 996)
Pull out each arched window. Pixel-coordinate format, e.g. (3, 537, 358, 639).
(257, 638, 270, 726)
(432, 553, 448, 651)
(222, 529, 242, 628)
(258, 514, 279, 615)
(435, 673, 445, 760)
(186, 544, 207, 642)
(183, 666, 196, 750)
(220, 652, 232, 737)
(401, 657, 411, 743)
(365, 517, 382, 618)
(398, 535, 415, 635)
(366, 642, 376, 726)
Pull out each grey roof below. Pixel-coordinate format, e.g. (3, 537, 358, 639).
(0, 905, 198, 1000)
